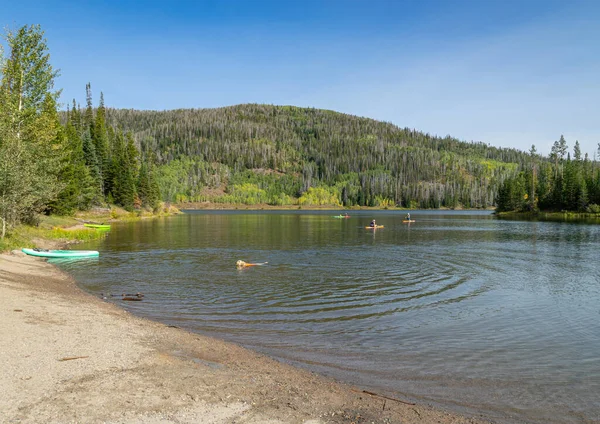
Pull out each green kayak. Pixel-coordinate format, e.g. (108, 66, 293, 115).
(84, 223, 111, 229)
(22, 248, 99, 258)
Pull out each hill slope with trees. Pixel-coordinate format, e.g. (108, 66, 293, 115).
(103, 104, 533, 209)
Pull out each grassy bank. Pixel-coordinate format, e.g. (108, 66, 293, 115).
(0, 204, 181, 253)
(0, 217, 105, 253)
(496, 210, 600, 222)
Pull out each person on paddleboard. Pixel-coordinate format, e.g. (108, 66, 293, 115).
(406, 212, 410, 221)
(370, 219, 376, 227)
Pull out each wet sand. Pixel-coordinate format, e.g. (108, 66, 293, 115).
(0, 251, 494, 424)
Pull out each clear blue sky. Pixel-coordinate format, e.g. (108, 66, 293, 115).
(3, 0, 600, 156)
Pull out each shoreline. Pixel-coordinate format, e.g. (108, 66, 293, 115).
(175, 202, 495, 212)
(1, 251, 495, 424)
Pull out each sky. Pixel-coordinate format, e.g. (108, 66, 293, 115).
(2, 0, 600, 156)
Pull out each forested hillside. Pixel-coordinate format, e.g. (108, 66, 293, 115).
(103, 105, 532, 208)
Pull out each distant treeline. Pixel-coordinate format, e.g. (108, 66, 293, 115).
(496, 138, 600, 213)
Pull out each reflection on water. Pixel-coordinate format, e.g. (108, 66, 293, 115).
(47, 257, 99, 266)
(498, 211, 600, 226)
(57, 210, 600, 424)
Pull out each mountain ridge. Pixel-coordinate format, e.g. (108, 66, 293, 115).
(96, 103, 528, 208)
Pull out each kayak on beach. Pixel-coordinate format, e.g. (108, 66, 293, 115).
(22, 248, 100, 258)
(84, 223, 111, 229)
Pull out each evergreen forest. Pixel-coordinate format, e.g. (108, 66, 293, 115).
(495, 138, 600, 214)
(103, 105, 531, 209)
(0, 25, 160, 237)
(1, 24, 598, 239)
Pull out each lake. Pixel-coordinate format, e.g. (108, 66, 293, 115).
(56, 210, 600, 423)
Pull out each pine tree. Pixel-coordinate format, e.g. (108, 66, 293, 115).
(70, 99, 82, 133)
(94, 92, 109, 194)
(574, 140, 582, 161)
(49, 120, 96, 214)
(529, 145, 537, 211)
(558, 135, 568, 178)
(137, 163, 149, 205)
(146, 156, 161, 210)
(0, 25, 63, 234)
(125, 132, 139, 176)
(81, 128, 103, 202)
(85, 82, 94, 140)
(110, 130, 136, 210)
(550, 141, 559, 179)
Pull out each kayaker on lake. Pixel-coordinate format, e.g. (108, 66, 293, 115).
(406, 212, 411, 220)
(370, 219, 376, 227)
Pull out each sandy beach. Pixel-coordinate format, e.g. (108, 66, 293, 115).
(1, 251, 494, 424)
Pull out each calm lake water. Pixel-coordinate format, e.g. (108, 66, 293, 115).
(56, 210, 600, 423)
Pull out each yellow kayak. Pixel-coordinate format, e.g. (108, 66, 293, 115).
(365, 225, 384, 229)
(402, 220, 416, 223)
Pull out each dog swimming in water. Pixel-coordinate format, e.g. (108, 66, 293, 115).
(236, 260, 268, 269)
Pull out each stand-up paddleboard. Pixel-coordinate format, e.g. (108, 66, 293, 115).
(22, 248, 99, 258)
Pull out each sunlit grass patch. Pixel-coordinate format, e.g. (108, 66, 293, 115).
(0, 231, 29, 252)
(41, 227, 105, 241)
(39, 215, 80, 229)
(0, 224, 107, 253)
(18, 225, 107, 243)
